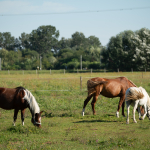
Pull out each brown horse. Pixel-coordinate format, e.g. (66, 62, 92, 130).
(0, 86, 43, 127)
(82, 77, 137, 117)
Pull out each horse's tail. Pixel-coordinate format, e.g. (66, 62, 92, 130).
(87, 79, 107, 96)
(125, 88, 144, 101)
(15, 86, 26, 98)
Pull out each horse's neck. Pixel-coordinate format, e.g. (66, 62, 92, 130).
(141, 87, 150, 107)
(147, 94, 150, 108)
(24, 90, 40, 116)
(128, 80, 136, 87)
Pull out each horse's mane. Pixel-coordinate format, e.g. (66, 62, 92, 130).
(128, 79, 137, 87)
(15, 86, 26, 94)
(23, 89, 40, 116)
(125, 87, 144, 101)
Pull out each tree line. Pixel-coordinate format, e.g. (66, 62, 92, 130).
(0, 25, 150, 71)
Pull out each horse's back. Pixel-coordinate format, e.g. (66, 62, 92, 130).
(0, 87, 16, 109)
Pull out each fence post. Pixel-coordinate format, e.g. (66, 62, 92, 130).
(104, 68, 106, 73)
(91, 68, 92, 74)
(80, 76, 82, 91)
(64, 69, 65, 74)
(118, 68, 119, 73)
(131, 68, 133, 73)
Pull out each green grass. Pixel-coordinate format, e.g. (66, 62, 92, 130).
(0, 72, 150, 149)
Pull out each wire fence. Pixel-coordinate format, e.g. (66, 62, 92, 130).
(0, 68, 149, 75)
(0, 71, 149, 92)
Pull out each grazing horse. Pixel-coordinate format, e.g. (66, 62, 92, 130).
(0, 86, 43, 128)
(82, 77, 137, 117)
(125, 87, 150, 124)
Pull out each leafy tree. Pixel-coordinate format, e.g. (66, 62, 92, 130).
(58, 37, 72, 50)
(19, 32, 30, 50)
(102, 30, 135, 71)
(131, 28, 150, 70)
(0, 32, 15, 50)
(71, 32, 86, 49)
(0, 48, 8, 68)
(88, 36, 101, 47)
(29, 25, 59, 55)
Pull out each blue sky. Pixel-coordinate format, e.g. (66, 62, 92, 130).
(0, 0, 150, 46)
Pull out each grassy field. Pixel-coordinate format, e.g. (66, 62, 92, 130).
(0, 71, 150, 150)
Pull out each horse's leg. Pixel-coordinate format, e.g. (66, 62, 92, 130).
(91, 94, 99, 115)
(13, 109, 19, 126)
(126, 101, 130, 124)
(138, 106, 142, 120)
(116, 95, 125, 118)
(91, 85, 102, 115)
(133, 101, 138, 123)
(82, 94, 93, 116)
(140, 105, 147, 120)
(21, 109, 26, 126)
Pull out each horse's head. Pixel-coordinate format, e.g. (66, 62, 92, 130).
(31, 111, 43, 128)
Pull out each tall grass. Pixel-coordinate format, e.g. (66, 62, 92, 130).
(0, 72, 150, 149)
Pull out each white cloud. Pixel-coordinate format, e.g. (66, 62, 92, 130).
(0, 0, 75, 14)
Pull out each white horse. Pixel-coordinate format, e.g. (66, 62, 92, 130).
(125, 86, 150, 124)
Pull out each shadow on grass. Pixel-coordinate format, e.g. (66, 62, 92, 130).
(74, 119, 118, 123)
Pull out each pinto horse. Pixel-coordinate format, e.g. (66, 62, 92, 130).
(125, 86, 150, 124)
(0, 86, 43, 127)
(82, 77, 137, 117)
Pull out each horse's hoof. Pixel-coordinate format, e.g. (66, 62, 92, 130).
(139, 117, 143, 120)
(126, 122, 129, 124)
(123, 115, 126, 117)
(133, 121, 137, 123)
(116, 112, 119, 118)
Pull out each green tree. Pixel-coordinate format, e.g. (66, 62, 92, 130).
(71, 32, 86, 49)
(102, 30, 135, 71)
(29, 25, 59, 55)
(0, 32, 15, 50)
(19, 32, 30, 50)
(0, 48, 8, 68)
(131, 28, 150, 70)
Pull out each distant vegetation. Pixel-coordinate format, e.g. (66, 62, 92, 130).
(0, 26, 150, 71)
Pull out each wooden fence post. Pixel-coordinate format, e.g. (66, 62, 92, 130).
(80, 76, 82, 91)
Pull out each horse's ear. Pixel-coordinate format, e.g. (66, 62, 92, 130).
(40, 111, 43, 114)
